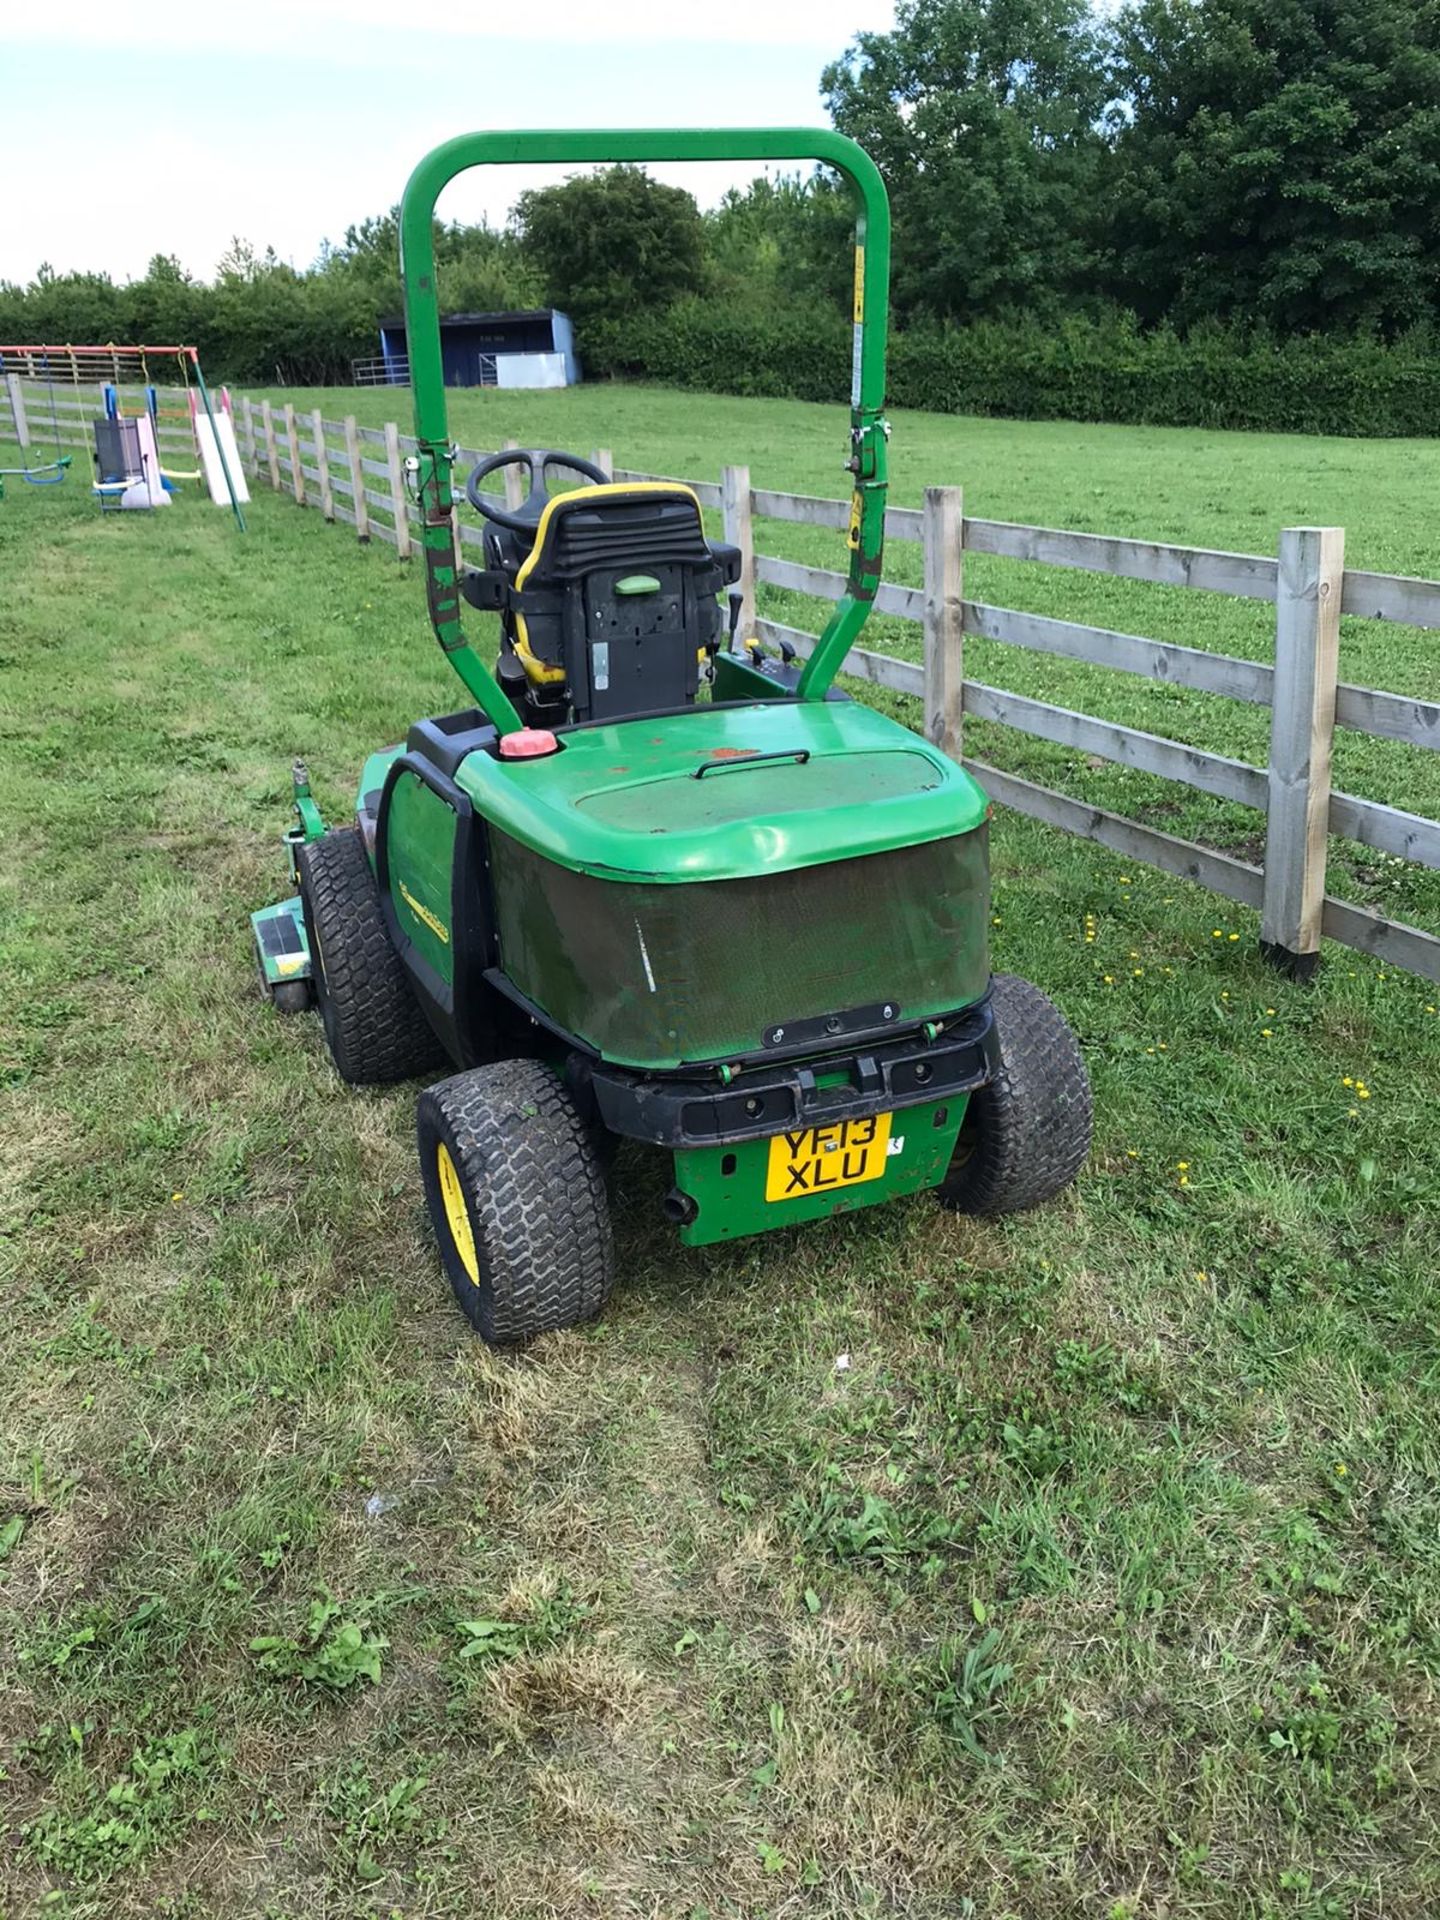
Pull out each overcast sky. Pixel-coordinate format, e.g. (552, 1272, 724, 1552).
(3, 2, 895, 286)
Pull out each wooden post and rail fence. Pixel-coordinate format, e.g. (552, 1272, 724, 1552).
(9, 371, 1432, 983)
(225, 390, 1440, 985)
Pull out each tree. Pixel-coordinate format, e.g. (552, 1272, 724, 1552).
(703, 172, 855, 314)
(822, 0, 1113, 324)
(128, 254, 205, 347)
(1106, 0, 1440, 336)
(328, 208, 541, 317)
(514, 166, 705, 333)
(1, 266, 128, 350)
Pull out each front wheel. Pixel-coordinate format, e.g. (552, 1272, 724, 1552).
(417, 1059, 615, 1344)
(936, 973, 1091, 1216)
(298, 829, 441, 1086)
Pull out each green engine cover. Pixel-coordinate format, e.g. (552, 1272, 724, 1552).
(462, 698, 992, 1070)
(365, 699, 992, 1072)
(455, 698, 989, 883)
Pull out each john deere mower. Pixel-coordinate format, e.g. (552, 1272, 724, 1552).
(251, 128, 1091, 1344)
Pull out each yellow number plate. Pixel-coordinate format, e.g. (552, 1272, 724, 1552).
(765, 1114, 893, 1202)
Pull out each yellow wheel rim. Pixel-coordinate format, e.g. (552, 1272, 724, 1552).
(436, 1142, 479, 1286)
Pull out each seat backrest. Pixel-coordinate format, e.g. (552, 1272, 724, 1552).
(93, 417, 142, 485)
(509, 482, 734, 723)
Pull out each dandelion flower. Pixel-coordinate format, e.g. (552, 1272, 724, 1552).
(1261, 1028, 1273, 1037)
(1228, 933, 1240, 943)
(1176, 1161, 1190, 1171)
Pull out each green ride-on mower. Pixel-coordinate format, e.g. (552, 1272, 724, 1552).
(250, 127, 1092, 1344)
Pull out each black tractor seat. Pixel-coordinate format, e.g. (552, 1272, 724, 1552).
(462, 480, 741, 728)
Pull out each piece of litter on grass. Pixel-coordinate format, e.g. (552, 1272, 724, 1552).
(833, 1353, 851, 1373)
(365, 1493, 403, 1519)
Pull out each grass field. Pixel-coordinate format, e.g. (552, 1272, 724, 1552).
(3, 390, 1440, 1920)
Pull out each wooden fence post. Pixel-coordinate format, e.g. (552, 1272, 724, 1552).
(344, 415, 369, 543)
(384, 419, 411, 559)
(283, 403, 305, 507)
(502, 437, 525, 513)
(261, 401, 281, 491)
(922, 485, 965, 761)
(721, 463, 755, 639)
(5, 373, 29, 449)
(1260, 525, 1345, 979)
(311, 409, 334, 521)
(240, 397, 258, 478)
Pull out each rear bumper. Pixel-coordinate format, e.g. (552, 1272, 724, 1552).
(587, 990, 997, 1149)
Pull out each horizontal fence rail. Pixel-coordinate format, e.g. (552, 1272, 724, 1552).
(218, 389, 1440, 985)
(961, 517, 1281, 600)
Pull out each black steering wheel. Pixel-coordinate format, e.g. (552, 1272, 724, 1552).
(464, 445, 611, 533)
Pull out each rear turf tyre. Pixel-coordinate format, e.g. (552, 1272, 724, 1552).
(937, 972, 1091, 1216)
(299, 829, 441, 1086)
(417, 1059, 615, 1345)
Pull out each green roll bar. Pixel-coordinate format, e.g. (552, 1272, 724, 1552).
(399, 128, 891, 734)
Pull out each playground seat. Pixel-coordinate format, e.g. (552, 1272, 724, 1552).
(92, 417, 151, 511)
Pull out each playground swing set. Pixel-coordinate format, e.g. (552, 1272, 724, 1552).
(0, 344, 247, 529)
(0, 356, 71, 499)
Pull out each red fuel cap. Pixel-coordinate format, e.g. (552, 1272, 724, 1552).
(498, 728, 559, 759)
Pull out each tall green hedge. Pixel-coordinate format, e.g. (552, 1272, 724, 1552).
(583, 303, 1440, 438)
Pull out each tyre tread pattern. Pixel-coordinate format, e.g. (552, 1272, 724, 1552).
(418, 1059, 614, 1344)
(300, 829, 441, 1085)
(939, 972, 1092, 1216)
